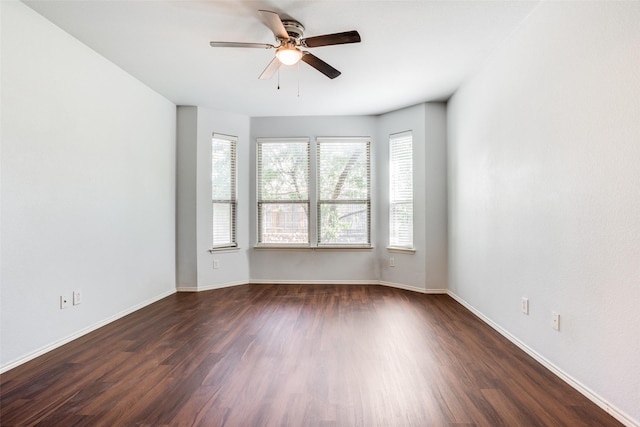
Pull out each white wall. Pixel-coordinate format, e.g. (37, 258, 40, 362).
(176, 107, 198, 287)
(377, 105, 427, 290)
(0, 1, 176, 370)
(176, 106, 251, 290)
(248, 111, 448, 287)
(249, 116, 380, 283)
(376, 103, 448, 292)
(423, 103, 448, 291)
(448, 1, 640, 424)
(196, 108, 251, 289)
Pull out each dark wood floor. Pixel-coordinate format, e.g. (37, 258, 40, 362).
(0, 284, 621, 426)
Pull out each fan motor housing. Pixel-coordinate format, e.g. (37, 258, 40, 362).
(281, 20, 305, 40)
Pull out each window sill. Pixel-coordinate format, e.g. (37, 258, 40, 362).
(387, 246, 416, 254)
(208, 246, 241, 253)
(254, 245, 374, 252)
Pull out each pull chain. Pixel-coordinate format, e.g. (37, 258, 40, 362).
(297, 61, 300, 97)
(277, 67, 280, 90)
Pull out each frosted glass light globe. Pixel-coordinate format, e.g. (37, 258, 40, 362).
(276, 46, 302, 65)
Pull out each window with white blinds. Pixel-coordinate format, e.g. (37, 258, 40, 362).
(211, 134, 237, 248)
(389, 131, 413, 249)
(317, 138, 371, 246)
(257, 138, 310, 245)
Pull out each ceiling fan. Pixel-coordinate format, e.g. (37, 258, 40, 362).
(209, 10, 361, 80)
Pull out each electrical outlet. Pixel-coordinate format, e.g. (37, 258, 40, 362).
(213, 259, 219, 269)
(73, 290, 82, 305)
(60, 295, 69, 309)
(552, 312, 560, 331)
(389, 257, 395, 267)
(521, 297, 529, 315)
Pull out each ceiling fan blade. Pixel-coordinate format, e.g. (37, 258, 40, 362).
(301, 52, 341, 79)
(259, 57, 281, 80)
(210, 41, 275, 49)
(258, 10, 289, 40)
(301, 31, 361, 48)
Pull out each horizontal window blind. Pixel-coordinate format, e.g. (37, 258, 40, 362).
(212, 134, 237, 248)
(317, 138, 371, 246)
(389, 131, 413, 248)
(257, 138, 310, 245)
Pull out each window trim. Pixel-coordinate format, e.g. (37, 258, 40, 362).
(386, 246, 416, 254)
(254, 245, 374, 251)
(209, 246, 242, 254)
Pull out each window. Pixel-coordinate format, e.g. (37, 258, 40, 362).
(211, 134, 237, 248)
(257, 138, 310, 245)
(389, 131, 413, 249)
(317, 138, 371, 246)
(256, 137, 371, 247)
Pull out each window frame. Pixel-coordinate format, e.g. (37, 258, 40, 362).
(256, 138, 311, 247)
(255, 136, 373, 249)
(388, 131, 414, 250)
(210, 133, 238, 250)
(316, 137, 371, 247)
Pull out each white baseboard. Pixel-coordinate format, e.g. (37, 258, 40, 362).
(249, 279, 380, 285)
(447, 291, 638, 427)
(0, 288, 176, 374)
(182, 280, 446, 294)
(379, 281, 447, 294)
(175, 285, 198, 292)
(176, 280, 248, 292)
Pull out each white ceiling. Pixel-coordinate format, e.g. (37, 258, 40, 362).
(24, 0, 539, 117)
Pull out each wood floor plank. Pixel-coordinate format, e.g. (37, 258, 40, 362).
(0, 284, 623, 426)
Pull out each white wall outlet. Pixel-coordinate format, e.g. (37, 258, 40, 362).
(60, 295, 69, 309)
(213, 259, 220, 269)
(552, 311, 560, 331)
(389, 257, 395, 267)
(521, 297, 529, 315)
(73, 290, 82, 305)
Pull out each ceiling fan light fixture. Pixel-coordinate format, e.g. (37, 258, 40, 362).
(209, 10, 361, 80)
(276, 46, 302, 65)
